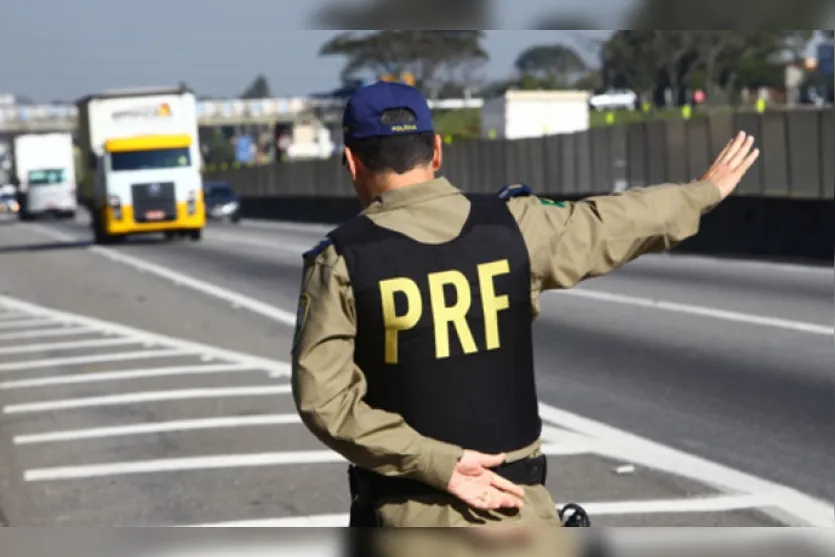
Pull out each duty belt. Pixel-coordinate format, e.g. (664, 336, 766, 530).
(349, 454, 547, 503)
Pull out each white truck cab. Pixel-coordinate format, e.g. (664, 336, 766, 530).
(76, 86, 205, 244)
(11, 133, 77, 220)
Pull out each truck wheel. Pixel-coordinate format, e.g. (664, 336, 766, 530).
(93, 228, 113, 245)
(188, 229, 202, 241)
(163, 231, 178, 241)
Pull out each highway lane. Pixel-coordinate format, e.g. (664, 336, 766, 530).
(35, 214, 834, 501)
(0, 213, 830, 529)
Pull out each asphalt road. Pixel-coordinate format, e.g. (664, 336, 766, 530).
(0, 211, 831, 532)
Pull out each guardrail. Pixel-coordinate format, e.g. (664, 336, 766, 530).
(0, 97, 484, 133)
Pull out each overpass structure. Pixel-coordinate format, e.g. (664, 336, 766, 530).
(0, 97, 484, 134)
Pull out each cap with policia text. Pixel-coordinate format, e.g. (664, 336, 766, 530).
(342, 81, 434, 142)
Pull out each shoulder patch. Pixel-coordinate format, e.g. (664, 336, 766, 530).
(292, 293, 311, 350)
(497, 183, 533, 201)
(302, 237, 333, 260)
(539, 197, 566, 207)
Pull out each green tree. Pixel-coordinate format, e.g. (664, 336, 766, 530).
(319, 31, 488, 97)
(601, 31, 660, 98)
(514, 44, 587, 88)
(241, 75, 271, 99)
(204, 129, 235, 165)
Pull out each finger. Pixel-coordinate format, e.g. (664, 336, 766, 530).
(735, 148, 760, 176)
(721, 131, 747, 164)
(492, 491, 525, 509)
(489, 473, 525, 497)
(728, 135, 755, 168)
(714, 136, 735, 162)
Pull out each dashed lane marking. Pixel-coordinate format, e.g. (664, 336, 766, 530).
(0, 336, 144, 355)
(23, 451, 347, 481)
(0, 318, 58, 330)
(0, 349, 187, 373)
(3, 385, 293, 414)
(13, 414, 303, 444)
(0, 326, 98, 342)
(0, 363, 259, 389)
(0, 293, 291, 376)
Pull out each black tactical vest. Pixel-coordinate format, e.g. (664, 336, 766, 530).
(327, 193, 542, 454)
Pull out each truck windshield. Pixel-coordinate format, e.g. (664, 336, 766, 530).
(27, 169, 66, 185)
(111, 148, 191, 172)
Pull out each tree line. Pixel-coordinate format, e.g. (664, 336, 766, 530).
(312, 30, 831, 106)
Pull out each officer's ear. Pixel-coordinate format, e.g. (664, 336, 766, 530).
(343, 145, 362, 180)
(432, 134, 443, 171)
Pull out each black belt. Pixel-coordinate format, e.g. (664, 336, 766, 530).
(349, 454, 547, 502)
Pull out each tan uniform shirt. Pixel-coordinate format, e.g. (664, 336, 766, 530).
(291, 177, 721, 493)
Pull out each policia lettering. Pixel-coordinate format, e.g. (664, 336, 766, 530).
(380, 259, 510, 363)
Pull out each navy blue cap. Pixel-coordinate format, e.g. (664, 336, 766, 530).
(342, 81, 434, 142)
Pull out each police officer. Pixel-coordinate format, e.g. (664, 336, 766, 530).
(291, 81, 759, 535)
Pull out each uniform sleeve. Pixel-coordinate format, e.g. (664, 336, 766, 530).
(507, 181, 722, 290)
(291, 245, 463, 491)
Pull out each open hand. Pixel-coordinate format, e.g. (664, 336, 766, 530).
(701, 131, 760, 200)
(446, 450, 526, 511)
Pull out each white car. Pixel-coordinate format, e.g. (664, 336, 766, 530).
(589, 89, 638, 111)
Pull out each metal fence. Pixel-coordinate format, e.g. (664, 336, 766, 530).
(205, 108, 834, 200)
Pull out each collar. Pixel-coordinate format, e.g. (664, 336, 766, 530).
(362, 177, 461, 214)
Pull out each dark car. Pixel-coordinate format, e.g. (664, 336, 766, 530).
(203, 181, 241, 223)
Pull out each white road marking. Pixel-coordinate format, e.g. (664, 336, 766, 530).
(0, 326, 97, 342)
(580, 493, 780, 515)
(537, 404, 834, 527)
(556, 288, 833, 336)
(194, 514, 349, 527)
(0, 311, 29, 322)
(33, 225, 297, 326)
(0, 363, 258, 389)
(3, 385, 292, 414)
(188, 493, 778, 526)
(0, 336, 142, 355)
(0, 294, 292, 375)
(0, 348, 186, 373)
(24, 450, 345, 480)
(0, 318, 57, 330)
(14, 414, 302, 444)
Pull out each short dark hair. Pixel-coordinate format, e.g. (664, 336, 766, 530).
(344, 108, 435, 174)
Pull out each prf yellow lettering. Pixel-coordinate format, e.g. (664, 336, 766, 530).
(477, 259, 511, 350)
(380, 278, 422, 364)
(379, 259, 511, 363)
(428, 270, 477, 358)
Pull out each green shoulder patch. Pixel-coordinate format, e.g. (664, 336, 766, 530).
(293, 293, 311, 349)
(539, 198, 565, 207)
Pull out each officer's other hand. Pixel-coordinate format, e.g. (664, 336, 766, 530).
(446, 450, 526, 511)
(700, 131, 760, 199)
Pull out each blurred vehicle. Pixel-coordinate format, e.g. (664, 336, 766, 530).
(203, 181, 240, 223)
(10, 132, 77, 220)
(75, 85, 205, 244)
(0, 189, 19, 215)
(589, 89, 638, 111)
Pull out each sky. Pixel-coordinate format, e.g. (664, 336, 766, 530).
(0, 1, 627, 102)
